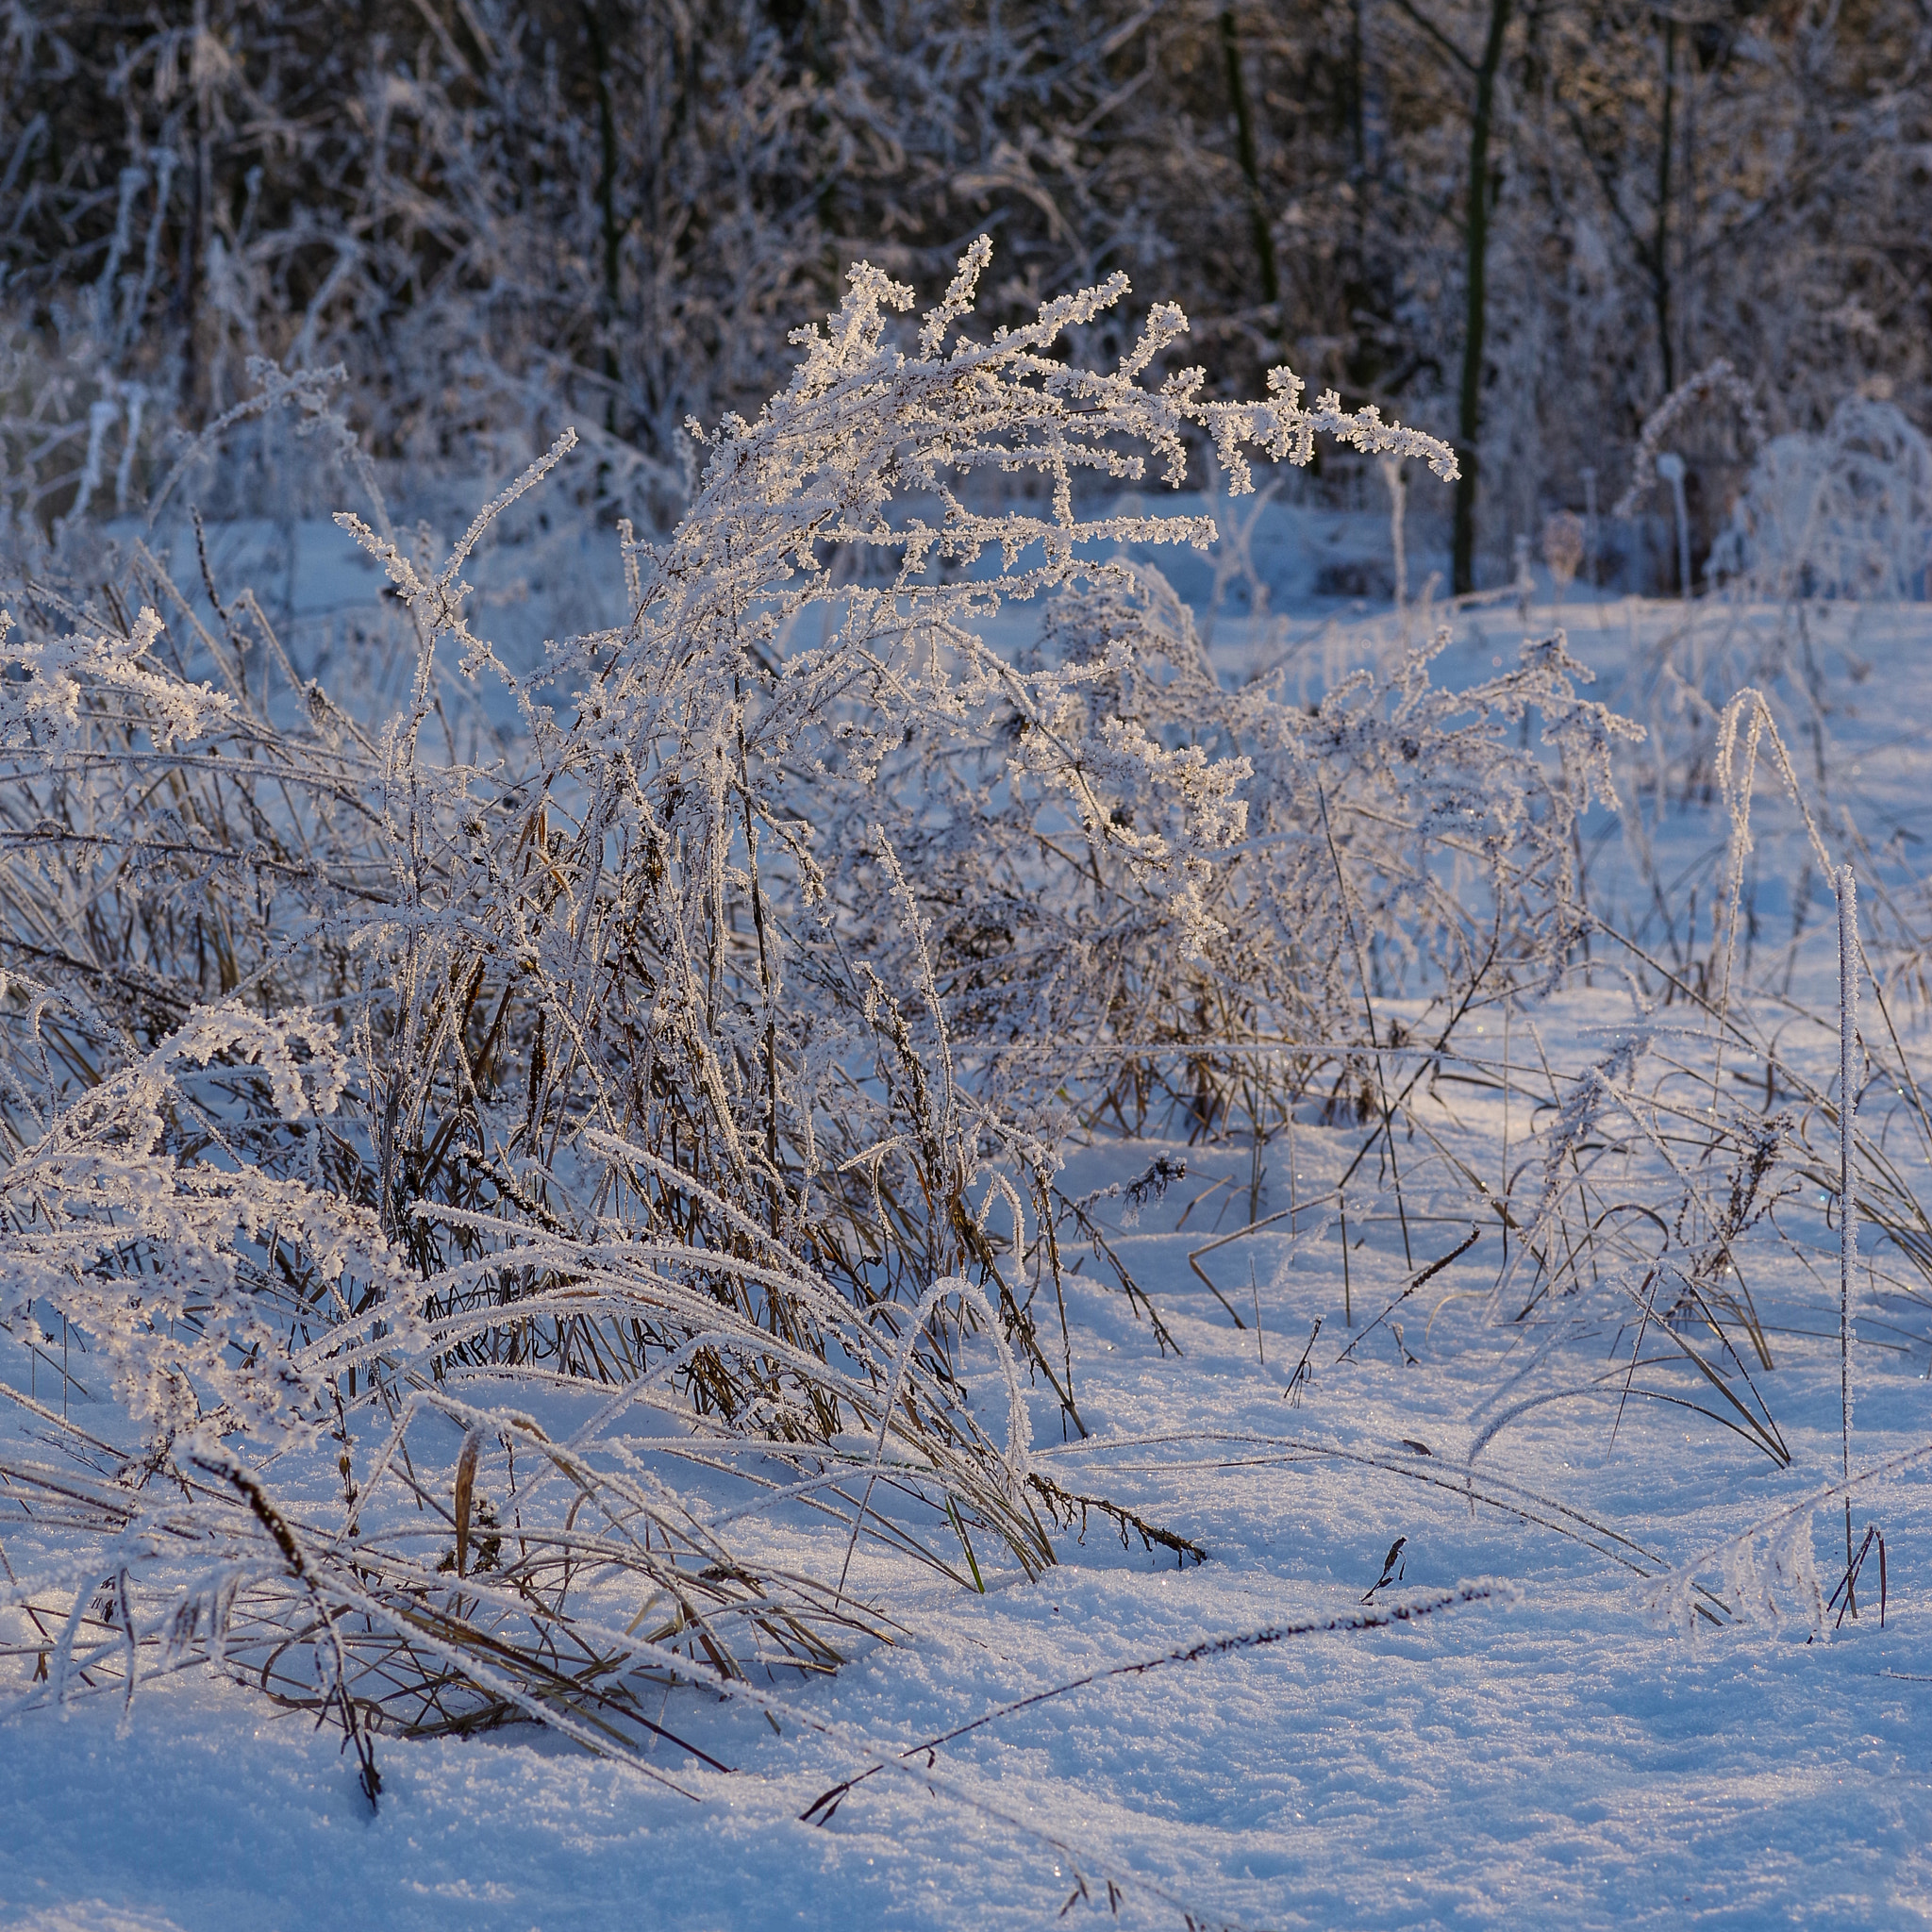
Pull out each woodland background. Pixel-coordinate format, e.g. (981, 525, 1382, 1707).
(5, 0, 1929, 590)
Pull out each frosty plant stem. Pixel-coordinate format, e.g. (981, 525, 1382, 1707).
(1837, 864, 1859, 1581)
(801, 1583, 1507, 1826)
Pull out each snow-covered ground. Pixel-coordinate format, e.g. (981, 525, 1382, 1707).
(8, 1186, 1932, 1931)
(7, 522, 1932, 1930)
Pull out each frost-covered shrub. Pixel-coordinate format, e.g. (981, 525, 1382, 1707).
(0, 244, 1632, 1759)
(925, 568, 1636, 1148)
(1710, 397, 1932, 602)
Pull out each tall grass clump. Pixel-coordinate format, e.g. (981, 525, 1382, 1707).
(5, 242, 1656, 1771)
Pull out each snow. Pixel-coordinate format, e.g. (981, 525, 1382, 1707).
(7, 501, 1932, 1928)
(5, 1597, 1930, 1931)
(7, 1230, 1932, 1931)
(10, 1137, 1932, 1931)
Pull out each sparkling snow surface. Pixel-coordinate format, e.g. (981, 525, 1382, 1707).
(7, 568, 1932, 1930)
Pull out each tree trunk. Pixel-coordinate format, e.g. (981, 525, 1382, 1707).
(1452, 0, 1513, 596)
(1221, 8, 1280, 314)
(1653, 12, 1676, 395)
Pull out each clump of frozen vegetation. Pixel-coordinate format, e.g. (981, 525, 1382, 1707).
(1710, 396, 1932, 603)
(1, 246, 1648, 1770)
(4, 241, 1928, 1865)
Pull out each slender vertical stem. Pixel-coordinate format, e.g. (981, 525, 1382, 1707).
(1315, 776, 1413, 1269)
(1384, 455, 1408, 626)
(1669, 467, 1691, 601)
(1500, 996, 1510, 1271)
(1340, 1191, 1353, 1327)
(1837, 864, 1858, 1577)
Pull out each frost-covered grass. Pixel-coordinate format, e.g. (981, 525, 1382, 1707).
(5, 253, 1932, 1928)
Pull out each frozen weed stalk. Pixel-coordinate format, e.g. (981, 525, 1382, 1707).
(1838, 864, 1859, 1574)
